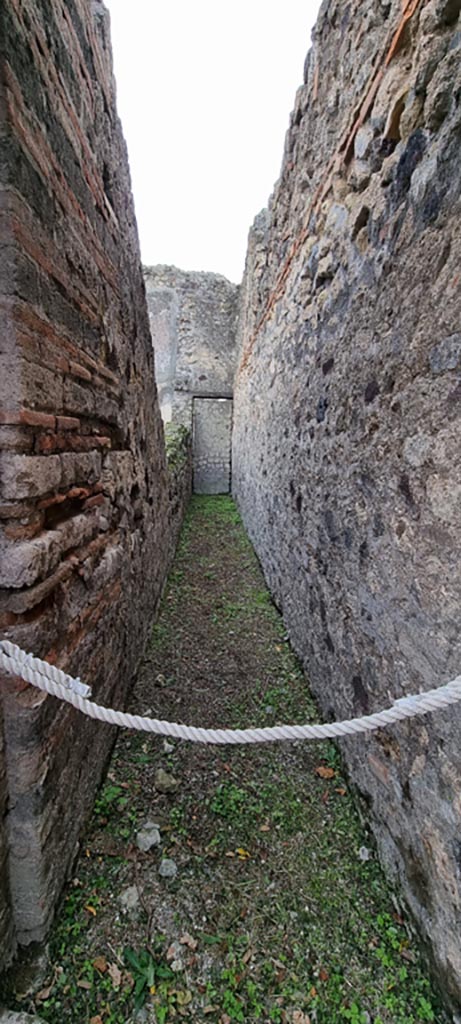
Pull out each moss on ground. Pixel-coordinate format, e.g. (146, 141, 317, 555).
(2, 496, 447, 1024)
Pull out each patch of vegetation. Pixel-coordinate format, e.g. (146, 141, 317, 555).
(164, 422, 190, 471)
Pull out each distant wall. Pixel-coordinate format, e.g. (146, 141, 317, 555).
(144, 266, 239, 429)
(193, 398, 233, 494)
(233, 0, 461, 1003)
(0, 0, 171, 956)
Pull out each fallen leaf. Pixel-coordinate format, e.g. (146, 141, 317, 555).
(179, 932, 198, 950)
(225, 850, 235, 858)
(242, 947, 254, 964)
(319, 967, 329, 982)
(177, 990, 192, 1006)
(309, 986, 317, 998)
(292, 1013, 311, 1024)
(90, 1017, 103, 1024)
(35, 984, 54, 1002)
(315, 766, 335, 779)
(221, 1015, 232, 1024)
(259, 823, 270, 832)
(108, 963, 122, 989)
(335, 787, 347, 796)
(204, 1006, 219, 1014)
(92, 956, 108, 974)
(236, 847, 251, 859)
(321, 789, 329, 804)
(84, 904, 97, 916)
(77, 979, 92, 990)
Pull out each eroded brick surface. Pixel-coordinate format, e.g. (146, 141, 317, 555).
(233, 0, 461, 1003)
(0, 0, 172, 954)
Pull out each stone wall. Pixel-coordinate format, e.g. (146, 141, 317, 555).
(233, 0, 461, 1003)
(0, 0, 171, 957)
(0, 709, 13, 967)
(144, 266, 239, 428)
(0, 6, 14, 967)
(164, 423, 193, 560)
(193, 398, 233, 494)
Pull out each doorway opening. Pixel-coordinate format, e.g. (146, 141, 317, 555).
(192, 397, 233, 494)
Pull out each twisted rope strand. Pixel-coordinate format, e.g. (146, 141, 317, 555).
(1, 640, 460, 745)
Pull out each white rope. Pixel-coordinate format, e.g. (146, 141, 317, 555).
(1, 639, 460, 745)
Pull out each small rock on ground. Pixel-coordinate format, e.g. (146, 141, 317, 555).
(154, 768, 179, 794)
(136, 821, 161, 851)
(166, 939, 185, 972)
(0, 1014, 46, 1023)
(158, 858, 178, 878)
(128, 1008, 157, 1023)
(119, 884, 141, 914)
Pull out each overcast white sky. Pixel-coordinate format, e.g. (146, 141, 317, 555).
(105, 1, 320, 283)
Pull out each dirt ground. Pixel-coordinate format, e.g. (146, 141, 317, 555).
(3, 496, 447, 1024)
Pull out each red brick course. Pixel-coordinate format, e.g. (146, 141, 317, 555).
(0, 0, 172, 962)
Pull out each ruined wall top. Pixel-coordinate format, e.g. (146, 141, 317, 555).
(144, 265, 239, 426)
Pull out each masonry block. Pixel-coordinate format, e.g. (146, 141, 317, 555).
(0, 0, 172, 960)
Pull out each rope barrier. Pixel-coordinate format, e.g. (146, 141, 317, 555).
(1, 639, 460, 745)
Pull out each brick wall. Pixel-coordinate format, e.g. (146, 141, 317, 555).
(0, 0, 171, 955)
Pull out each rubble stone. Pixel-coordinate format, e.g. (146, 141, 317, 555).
(233, 0, 461, 1004)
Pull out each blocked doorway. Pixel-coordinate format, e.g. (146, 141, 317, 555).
(192, 397, 233, 494)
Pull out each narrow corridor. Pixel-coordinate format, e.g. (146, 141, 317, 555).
(4, 498, 445, 1024)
